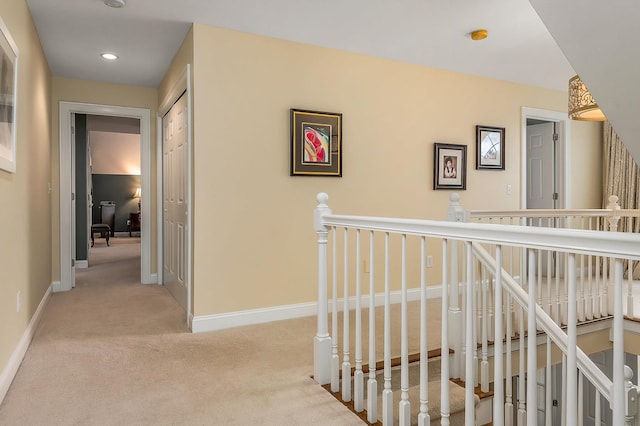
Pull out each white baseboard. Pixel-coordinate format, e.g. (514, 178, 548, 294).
(76, 260, 88, 269)
(0, 283, 52, 404)
(192, 284, 450, 333)
(141, 273, 158, 285)
(51, 281, 62, 293)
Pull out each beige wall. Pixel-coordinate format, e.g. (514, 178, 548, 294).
(50, 77, 158, 280)
(186, 25, 602, 317)
(0, 0, 52, 378)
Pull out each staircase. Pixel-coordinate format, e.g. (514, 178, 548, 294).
(311, 192, 640, 425)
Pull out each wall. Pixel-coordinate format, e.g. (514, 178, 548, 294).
(91, 174, 140, 231)
(0, 0, 51, 393)
(186, 24, 602, 317)
(51, 77, 157, 280)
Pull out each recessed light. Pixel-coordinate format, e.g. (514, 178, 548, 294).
(101, 53, 118, 60)
(104, 0, 126, 8)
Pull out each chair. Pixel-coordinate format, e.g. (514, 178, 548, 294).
(91, 224, 111, 247)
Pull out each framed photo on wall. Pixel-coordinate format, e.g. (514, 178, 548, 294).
(290, 108, 342, 177)
(0, 17, 18, 173)
(434, 143, 466, 190)
(476, 125, 505, 170)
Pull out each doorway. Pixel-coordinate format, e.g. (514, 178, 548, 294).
(58, 102, 153, 292)
(521, 107, 571, 209)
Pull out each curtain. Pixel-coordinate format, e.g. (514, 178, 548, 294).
(602, 121, 640, 278)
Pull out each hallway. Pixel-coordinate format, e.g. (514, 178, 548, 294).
(0, 238, 360, 425)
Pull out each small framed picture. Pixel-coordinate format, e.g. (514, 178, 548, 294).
(434, 143, 466, 190)
(476, 125, 505, 170)
(290, 108, 342, 176)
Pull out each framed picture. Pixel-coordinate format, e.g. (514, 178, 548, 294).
(290, 108, 342, 177)
(434, 143, 466, 190)
(476, 125, 505, 170)
(0, 17, 18, 173)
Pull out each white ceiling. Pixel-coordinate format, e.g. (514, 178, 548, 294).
(25, 0, 576, 91)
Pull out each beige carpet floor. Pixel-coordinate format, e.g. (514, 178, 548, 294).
(0, 238, 364, 425)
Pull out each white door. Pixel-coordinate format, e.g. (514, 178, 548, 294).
(162, 93, 188, 311)
(527, 122, 557, 209)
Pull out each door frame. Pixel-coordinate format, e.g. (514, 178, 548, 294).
(157, 65, 193, 326)
(520, 107, 572, 209)
(57, 102, 153, 292)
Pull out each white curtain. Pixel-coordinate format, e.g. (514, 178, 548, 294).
(602, 121, 640, 277)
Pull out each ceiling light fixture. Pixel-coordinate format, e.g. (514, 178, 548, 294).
(100, 52, 118, 60)
(470, 29, 488, 41)
(568, 75, 606, 121)
(104, 0, 126, 8)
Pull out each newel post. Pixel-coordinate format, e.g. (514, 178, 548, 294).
(623, 366, 639, 426)
(606, 195, 621, 232)
(314, 192, 332, 385)
(446, 193, 466, 379)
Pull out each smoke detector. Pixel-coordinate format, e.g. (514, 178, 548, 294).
(104, 0, 126, 8)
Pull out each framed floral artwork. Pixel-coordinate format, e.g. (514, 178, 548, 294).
(290, 109, 342, 176)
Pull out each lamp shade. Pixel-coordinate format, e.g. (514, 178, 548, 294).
(568, 75, 606, 121)
(133, 187, 141, 198)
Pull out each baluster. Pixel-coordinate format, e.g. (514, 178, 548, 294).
(382, 233, 392, 425)
(546, 337, 552, 426)
(367, 231, 377, 423)
(627, 217, 634, 319)
(555, 249, 562, 324)
(546, 250, 552, 317)
(561, 355, 566, 426)
(517, 251, 526, 426)
(578, 372, 584, 426)
(354, 229, 364, 412)
(441, 239, 451, 425)
(613, 259, 625, 425)
(331, 227, 339, 392)
(595, 389, 601, 426)
(567, 253, 577, 426)
(527, 250, 538, 426)
(314, 193, 331, 384)
(481, 261, 489, 393)
(450, 240, 462, 379)
(494, 245, 505, 426)
(595, 252, 602, 319)
(537, 248, 542, 331)
(586, 217, 594, 320)
(505, 289, 514, 426)
(399, 235, 411, 426)
(579, 251, 586, 322)
(465, 241, 475, 426)
(418, 236, 430, 426)
(342, 228, 352, 402)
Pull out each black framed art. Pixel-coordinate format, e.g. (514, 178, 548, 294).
(290, 108, 342, 177)
(434, 143, 466, 190)
(476, 125, 505, 170)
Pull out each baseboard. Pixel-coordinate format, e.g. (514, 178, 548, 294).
(51, 281, 62, 293)
(0, 283, 52, 404)
(192, 284, 451, 333)
(113, 231, 139, 238)
(141, 273, 158, 285)
(76, 260, 88, 269)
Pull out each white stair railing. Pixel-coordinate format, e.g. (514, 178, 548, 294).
(312, 192, 640, 425)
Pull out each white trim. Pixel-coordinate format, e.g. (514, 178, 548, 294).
(0, 284, 52, 404)
(76, 260, 88, 269)
(157, 65, 192, 326)
(59, 102, 153, 292)
(520, 107, 572, 209)
(192, 284, 447, 333)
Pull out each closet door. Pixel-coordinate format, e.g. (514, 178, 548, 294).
(162, 92, 188, 311)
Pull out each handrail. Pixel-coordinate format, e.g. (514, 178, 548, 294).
(469, 208, 640, 219)
(320, 213, 640, 259)
(472, 243, 613, 401)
